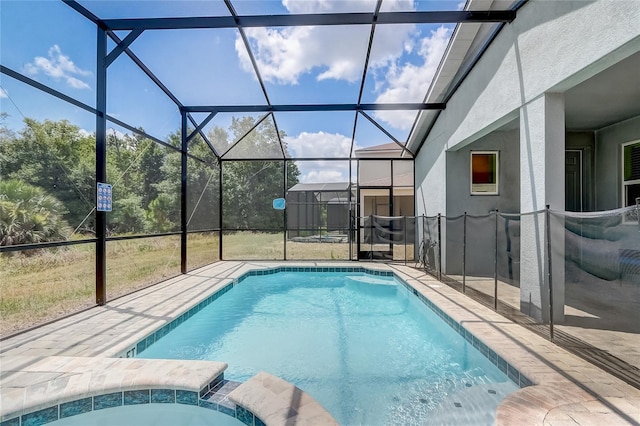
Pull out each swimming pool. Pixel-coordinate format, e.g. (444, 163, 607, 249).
(138, 270, 520, 425)
(47, 403, 244, 426)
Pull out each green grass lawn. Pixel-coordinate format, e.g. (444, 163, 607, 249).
(0, 232, 351, 336)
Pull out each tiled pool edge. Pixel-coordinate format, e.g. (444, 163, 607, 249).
(117, 282, 234, 358)
(3, 262, 638, 426)
(129, 265, 532, 389)
(0, 373, 270, 426)
(396, 279, 534, 389)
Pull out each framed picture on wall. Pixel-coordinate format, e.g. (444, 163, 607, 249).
(470, 151, 499, 195)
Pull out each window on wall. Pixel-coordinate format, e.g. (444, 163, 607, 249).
(622, 140, 640, 207)
(470, 151, 499, 195)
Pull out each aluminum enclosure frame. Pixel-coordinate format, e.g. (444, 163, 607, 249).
(0, 0, 518, 307)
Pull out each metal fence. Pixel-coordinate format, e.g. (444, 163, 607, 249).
(413, 202, 640, 386)
(359, 215, 416, 262)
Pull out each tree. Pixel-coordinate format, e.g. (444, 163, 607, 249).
(0, 115, 300, 241)
(0, 112, 16, 143)
(0, 179, 71, 246)
(219, 117, 300, 230)
(146, 194, 177, 232)
(0, 118, 95, 232)
(108, 195, 146, 234)
(148, 132, 181, 232)
(106, 130, 176, 235)
(138, 140, 165, 208)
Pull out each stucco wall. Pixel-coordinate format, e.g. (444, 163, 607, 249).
(415, 136, 447, 217)
(444, 129, 520, 276)
(444, 0, 639, 152)
(415, 0, 640, 220)
(446, 129, 520, 217)
(413, 0, 639, 321)
(595, 115, 640, 210)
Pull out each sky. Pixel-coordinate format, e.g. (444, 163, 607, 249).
(0, 0, 462, 183)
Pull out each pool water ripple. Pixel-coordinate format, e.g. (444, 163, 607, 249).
(138, 272, 518, 425)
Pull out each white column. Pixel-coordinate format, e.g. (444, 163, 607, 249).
(519, 93, 565, 323)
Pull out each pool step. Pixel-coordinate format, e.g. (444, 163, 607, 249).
(426, 382, 519, 426)
(227, 372, 338, 426)
(200, 379, 242, 418)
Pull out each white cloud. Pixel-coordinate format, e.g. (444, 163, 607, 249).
(373, 25, 452, 130)
(285, 131, 354, 158)
(283, 0, 375, 14)
(294, 160, 352, 183)
(24, 45, 91, 90)
(107, 128, 127, 140)
(237, 26, 367, 84)
(66, 76, 90, 90)
(236, 0, 415, 84)
(303, 167, 346, 183)
(234, 1, 452, 132)
(0, 87, 7, 98)
(458, 1, 467, 10)
(285, 131, 360, 182)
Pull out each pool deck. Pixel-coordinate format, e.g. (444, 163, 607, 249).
(444, 274, 640, 371)
(1, 261, 639, 425)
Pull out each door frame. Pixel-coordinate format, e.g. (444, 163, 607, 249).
(357, 186, 393, 260)
(566, 149, 584, 212)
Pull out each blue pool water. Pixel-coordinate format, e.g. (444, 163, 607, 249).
(138, 272, 518, 425)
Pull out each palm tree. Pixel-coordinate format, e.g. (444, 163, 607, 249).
(0, 180, 71, 246)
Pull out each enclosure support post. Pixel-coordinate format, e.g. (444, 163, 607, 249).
(389, 162, 394, 257)
(283, 160, 287, 260)
(370, 214, 373, 259)
(356, 160, 361, 260)
(349, 160, 353, 260)
(437, 213, 442, 281)
(180, 110, 188, 274)
(546, 205, 554, 340)
(95, 27, 107, 306)
(462, 212, 467, 293)
(494, 209, 499, 310)
(404, 216, 407, 265)
(219, 161, 223, 260)
(422, 216, 426, 272)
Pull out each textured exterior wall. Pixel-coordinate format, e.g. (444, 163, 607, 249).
(519, 93, 566, 322)
(443, 0, 639, 152)
(595, 115, 640, 210)
(415, 0, 640, 219)
(415, 137, 447, 218)
(446, 129, 521, 217)
(412, 0, 640, 322)
(444, 129, 520, 277)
